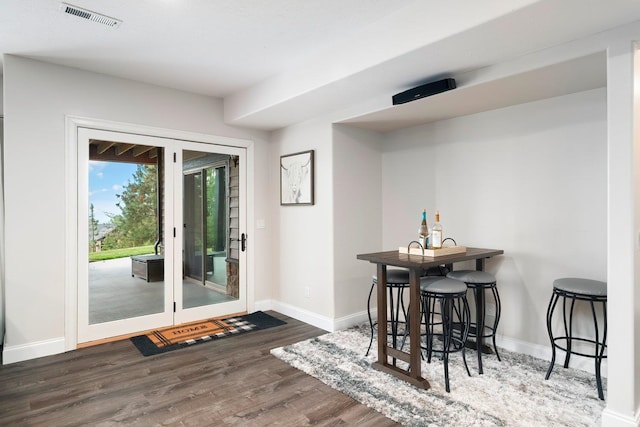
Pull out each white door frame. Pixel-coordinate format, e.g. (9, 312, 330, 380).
(65, 116, 255, 350)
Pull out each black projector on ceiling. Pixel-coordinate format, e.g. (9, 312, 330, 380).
(392, 78, 456, 105)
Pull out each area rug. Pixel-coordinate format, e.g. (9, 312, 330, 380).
(131, 311, 285, 356)
(271, 324, 605, 426)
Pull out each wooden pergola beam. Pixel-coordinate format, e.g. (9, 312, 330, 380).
(89, 144, 157, 165)
(95, 141, 116, 154)
(133, 145, 154, 157)
(115, 144, 135, 156)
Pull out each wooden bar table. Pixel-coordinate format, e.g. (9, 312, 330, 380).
(357, 247, 504, 389)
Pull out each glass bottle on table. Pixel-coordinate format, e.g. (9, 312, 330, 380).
(431, 210, 443, 249)
(418, 209, 429, 250)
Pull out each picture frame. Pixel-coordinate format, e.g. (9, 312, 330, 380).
(280, 150, 314, 206)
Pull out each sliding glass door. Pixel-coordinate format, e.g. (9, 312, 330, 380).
(183, 164, 227, 289)
(77, 129, 246, 343)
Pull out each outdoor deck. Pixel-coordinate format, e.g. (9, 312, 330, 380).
(89, 256, 233, 324)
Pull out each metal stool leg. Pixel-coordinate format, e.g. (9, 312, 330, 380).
(563, 297, 577, 368)
(365, 280, 376, 356)
(425, 296, 436, 363)
(389, 286, 396, 349)
(545, 292, 560, 380)
(490, 285, 502, 361)
(367, 281, 409, 361)
(474, 287, 485, 374)
(441, 297, 452, 393)
(591, 299, 605, 400)
(460, 295, 471, 377)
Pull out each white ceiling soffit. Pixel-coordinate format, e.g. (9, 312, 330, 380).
(225, 0, 640, 130)
(338, 51, 606, 133)
(1, 0, 640, 131)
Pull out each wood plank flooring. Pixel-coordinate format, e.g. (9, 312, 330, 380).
(0, 312, 398, 426)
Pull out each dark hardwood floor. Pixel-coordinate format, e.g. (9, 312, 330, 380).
(0, 312, 397, 426)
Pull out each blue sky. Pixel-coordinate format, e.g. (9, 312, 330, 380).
(89, 161, 137, 224)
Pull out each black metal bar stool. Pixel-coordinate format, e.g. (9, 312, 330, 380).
(446, 270, 501, 374)
(420, 277, 471, 392)
(545, 277, 607, 400)
(366, 266, 449, 356)
(366, 269, 410, 356)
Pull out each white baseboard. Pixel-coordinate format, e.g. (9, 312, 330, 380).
(496, 333, 607, 377)
(332, 310, 372, 331)
(254, 299, 334, 332)
(2, 337, 66, 365)
(255, 299, 373, 333)
(601, 406, 640, 427)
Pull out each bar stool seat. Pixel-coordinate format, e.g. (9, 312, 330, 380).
(552, 277, 607, 296)
(446, 270, 501, 374)
(366, 269, 410, 356)
(422, 277, 468, 294)
(545, 277, 607, 400)
(446, 270, 495, 284)
(420, 277, 471, 392)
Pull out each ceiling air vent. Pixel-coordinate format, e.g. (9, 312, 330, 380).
(59, 3, 122, 28)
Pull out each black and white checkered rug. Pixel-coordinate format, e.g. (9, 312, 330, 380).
(131, 311, 285, 356)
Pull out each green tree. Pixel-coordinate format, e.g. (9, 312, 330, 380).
(103, 165, 158, 249)
(89, 203, 99, 253)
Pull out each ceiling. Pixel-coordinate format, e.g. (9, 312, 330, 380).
(2, 0, 640, 131)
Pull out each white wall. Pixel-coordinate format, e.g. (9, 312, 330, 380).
(632, 42, 640, 424)
(2, 56, 271, 358)
(269, 119, 335, 328)
(332, 125, 383, 321)
(382, 88, 607, 350)
(635, 45, 640, 421)
(603, 40, 640, 426)
(0, 74, 4, 347)
(267, 119, 386, 329)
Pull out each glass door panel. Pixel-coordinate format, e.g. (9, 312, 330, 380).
(183, 172, 204, 283)
(206, 166, 227, 285)
(176, 146, 245, 323)
(78, 128, 174, 343)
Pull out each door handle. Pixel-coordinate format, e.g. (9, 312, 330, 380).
(241, 233, 246, 252)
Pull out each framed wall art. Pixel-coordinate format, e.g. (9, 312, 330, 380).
(280, 150, 314, 206)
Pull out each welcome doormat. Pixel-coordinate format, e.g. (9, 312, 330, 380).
(130, 311, 285, 356)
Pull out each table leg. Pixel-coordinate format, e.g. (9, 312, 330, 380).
(408, 268, 422, 381)
(372, 264, 429, 389)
